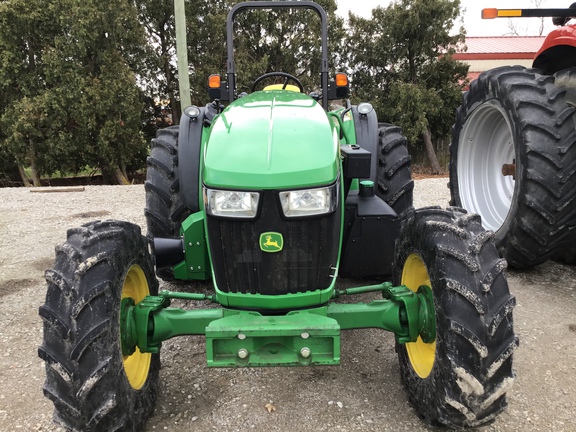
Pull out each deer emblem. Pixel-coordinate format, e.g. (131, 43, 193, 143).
(263, 235, 280, 248)
(260, 232, 283, 252)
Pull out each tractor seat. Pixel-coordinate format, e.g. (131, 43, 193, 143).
(263, 84, 301, 92)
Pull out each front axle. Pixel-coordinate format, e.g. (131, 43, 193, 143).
(120, 283, 435, 367)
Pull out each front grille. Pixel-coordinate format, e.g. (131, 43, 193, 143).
(206, 190, 341, 295)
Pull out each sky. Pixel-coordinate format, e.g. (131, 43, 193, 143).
(335, 0, 572, 36)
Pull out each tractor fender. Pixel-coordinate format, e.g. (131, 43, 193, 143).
(178, 106, 206, 212)
(533, 24, 576, 74)
(351, 105, 378, 183)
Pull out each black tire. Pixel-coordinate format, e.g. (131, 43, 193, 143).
(549, 67, 576, 265)
(552, 241, 576, 265)
(393, 207, 518, 427)
(145, 126, 192, 280)
(376, 124, 414, 217)
(450, 65, 576, 268)
(39, 220, 160, 432)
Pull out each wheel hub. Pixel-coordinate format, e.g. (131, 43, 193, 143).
(121, 265, 152, 390)
(416, 284, 436, 344)
(457, 101, 515, 232)
(401, 253, 437, 378)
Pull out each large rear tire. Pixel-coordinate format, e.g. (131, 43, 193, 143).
(549, 67, 576, 265)
(145, 126, 192, 280)
(39, 221, 160, 432)
(450, 66, 576, 268)
(394, 207, 518, 427)
(376, 124, 414, 217)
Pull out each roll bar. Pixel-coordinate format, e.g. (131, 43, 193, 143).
(226, 1, 330, 109)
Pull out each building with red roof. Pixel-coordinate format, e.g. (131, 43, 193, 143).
(453, 36, 546, 87)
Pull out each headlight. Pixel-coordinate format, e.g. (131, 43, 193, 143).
(205, 188, 260, 218)
(279, 184, 338, 217)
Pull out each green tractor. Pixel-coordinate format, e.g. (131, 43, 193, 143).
(38, 2, 517, 430)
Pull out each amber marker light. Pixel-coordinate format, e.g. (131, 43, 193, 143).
(497, 9, 523, 17)
(483, 8, 524, 19)
(208, 74, 221, 88)
(335, 73, 348, 87)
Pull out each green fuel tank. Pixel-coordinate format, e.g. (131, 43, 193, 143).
(203, 90, 339, 190)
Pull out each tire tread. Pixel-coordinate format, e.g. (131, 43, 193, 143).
(394, 207, 516, 427)
(450, 66, 576, 268)
(39, 221, 159, 431)
(145, 127, 192, 280)
(376, 124, 414, 217)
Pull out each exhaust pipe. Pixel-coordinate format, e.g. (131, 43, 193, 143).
(153, 237, 185, 269)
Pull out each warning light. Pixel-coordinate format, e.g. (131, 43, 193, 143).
(482, 8, 524, 19)
(209, 74, 221, 89)
(481, 8, 498, 19)
(335, 73, 348, 87)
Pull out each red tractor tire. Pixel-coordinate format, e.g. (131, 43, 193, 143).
(450, 65, 576, 268)
(550, 67, 576, 265)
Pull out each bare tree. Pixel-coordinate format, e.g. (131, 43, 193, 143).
(505, 0, 546, 35)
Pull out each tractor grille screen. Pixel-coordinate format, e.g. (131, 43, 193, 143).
(206, 190, 341, 296)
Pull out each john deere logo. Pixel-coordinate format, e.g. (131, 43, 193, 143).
(260, 232, 283, 253)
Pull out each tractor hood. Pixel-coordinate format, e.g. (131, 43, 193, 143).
(203, 91, 339, 190)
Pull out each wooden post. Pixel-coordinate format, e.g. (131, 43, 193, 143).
(174, 0, 191, 110)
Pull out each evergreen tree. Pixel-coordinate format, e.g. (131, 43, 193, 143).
(135, 0, 181, 122)
(1, 0, 468, 183)
(47, 0, 149, 184)
(0, 0, 62, 185)
(0, 0, 149, 185)
(346, 0, 469, 173)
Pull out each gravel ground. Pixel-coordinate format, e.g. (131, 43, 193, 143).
(0, 178, 575, 431)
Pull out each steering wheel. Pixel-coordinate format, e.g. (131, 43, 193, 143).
(251, 72, 304, 93)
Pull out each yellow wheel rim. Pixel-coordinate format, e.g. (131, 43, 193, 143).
(402, 253, 436, 378)
(121, 264, 151, 390)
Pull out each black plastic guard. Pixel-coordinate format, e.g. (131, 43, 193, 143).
(339, 191, 399, 279)
(178, 107, 206, 212)
(351, 105, 379, 183)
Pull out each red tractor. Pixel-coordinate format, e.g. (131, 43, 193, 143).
(450, 6, 576, 268)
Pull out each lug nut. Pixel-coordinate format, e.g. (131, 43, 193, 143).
(501, 163, 516, 177)
(300, 347, 311, 358)
(237, 348, 249, 359)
